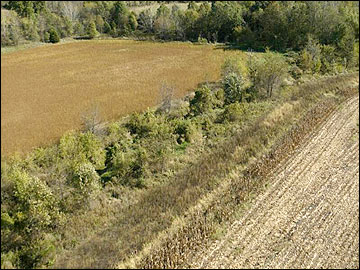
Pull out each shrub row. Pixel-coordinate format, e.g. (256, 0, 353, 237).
(121, 73, 359, 269)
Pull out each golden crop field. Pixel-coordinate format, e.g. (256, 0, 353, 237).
(1, 40, 243, 156)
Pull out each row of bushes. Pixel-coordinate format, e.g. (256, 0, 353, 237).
(0, 50, 270, 268)
(131, 72, 359, 269)
(0, 47, 356, 268)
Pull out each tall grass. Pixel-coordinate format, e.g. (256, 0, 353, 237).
(51, 73, 359, 268)
(120, 73, 359, 269)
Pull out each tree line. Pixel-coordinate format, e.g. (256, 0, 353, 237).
(1, 1, 359, 63)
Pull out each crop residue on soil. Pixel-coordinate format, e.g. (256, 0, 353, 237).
(188, 96, 359, 269)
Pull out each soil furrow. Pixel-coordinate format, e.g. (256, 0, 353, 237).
(188, 95, 359, 269)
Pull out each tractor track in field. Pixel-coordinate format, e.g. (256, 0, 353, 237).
(187, 95, 359, 269)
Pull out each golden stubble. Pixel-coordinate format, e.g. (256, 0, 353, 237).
(1, 40, 243, 156)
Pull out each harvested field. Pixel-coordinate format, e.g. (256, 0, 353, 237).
(1, 40, 242, 156)
(187, 95, 359, 269)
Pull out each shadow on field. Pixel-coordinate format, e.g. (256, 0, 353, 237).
(73, 36, 93, 40)
(213, 43, 265, 53)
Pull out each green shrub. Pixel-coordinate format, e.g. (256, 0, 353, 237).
(198, 112, 217, 134)
(59, 131, 106, 172)
(27, 146, 59, 170)
(105, 122, 133, 146)
(44, 31, 50, 42)
(18, 233, 57, 268)
(106, 145, 131, 178)
(319, 44, 337, 74)
(48, 27, 60, 43)
(72, 162, 101, 193)
(297, 37, 326, 74)
(74, 21, 85, 36)
(214, 88, 225, 108)
(352, 42, 359, 68)
(189, 86, 215, 116)
(298, 49, 313, 73)
(222, 102, 249, 122)
(21, 17, 39, 41)
(197, 35, 208, 44)
(312, 57, 322, 74)
(10, 169, 63, 232)
(1, 168, 63, 268)
(108, 144, 148, 188)
(1, 251, 18, 269)
(289, 65, 303, 80)
(104, 21, 111, 34)
(125, 111, 157, 139)
(128, 12, 138, 31)
(221, 55, 248, 78)
(173, 119, 197, 144)
(87, 21, 98, 39)
(223, 72, 245, 104)
(103, 116, 173, 186)
(249, 49, 289, 97)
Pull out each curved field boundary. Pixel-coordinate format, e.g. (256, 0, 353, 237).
(190, 96, 359, 269)
(1, 40, 242, 156)
(116, 74, 359, 269)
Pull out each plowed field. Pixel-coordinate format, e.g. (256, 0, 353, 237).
(1, 40, 241, 155)
(188, 96, 359, 269)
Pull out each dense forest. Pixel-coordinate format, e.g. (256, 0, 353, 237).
(1, 1, 359, 58)
(1, 1, 359, 269)
(1, 1, 359, 76)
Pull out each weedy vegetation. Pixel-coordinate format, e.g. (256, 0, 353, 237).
(1, 1, 359, 268)
(1, 41, 358, 267)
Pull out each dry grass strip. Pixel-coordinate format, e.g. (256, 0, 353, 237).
(116, 73, 359, 269)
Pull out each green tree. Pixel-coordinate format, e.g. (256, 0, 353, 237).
(223, 72, 245, 104)
(59, 131, 106, 173)
(257, 2, 289, 51)
(156, 3, 171, 18)
(153, 3, 172, 39)
(44, 31, 50, 42)
(5, 1, 44, 18)
(187, 1, 198, 11)
(48, 27, 60, 43)
(138, 8, 154, 33)
(207, 1, 244, 43)
(103, 21, 111, 33)
(110, 1, 129, 33)
(6, 1, 34, 18)
(1, 168, 63, 268)
(189, 86, 215, 116)
(63, 16, 73, 36)
(128, 12, 138, 31)
(95, 15, 105, 33)
(250, 49, 289, 97)
(183, 8, 199, 40)
(87, 21, 98, 38)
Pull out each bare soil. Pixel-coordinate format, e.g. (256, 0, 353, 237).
(187, 96, 359, 269)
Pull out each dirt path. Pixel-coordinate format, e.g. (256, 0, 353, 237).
(187, 95, 359, 269)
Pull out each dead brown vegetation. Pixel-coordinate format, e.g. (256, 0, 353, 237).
(117, 73, 359, 269)
(1, 40, 243, 156)
(51, 73, 358, 268)
(189, 96, 359, 269)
